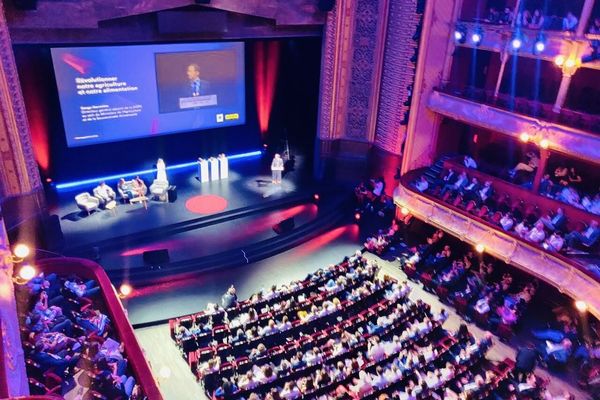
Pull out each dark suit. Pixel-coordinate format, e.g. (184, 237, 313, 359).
(515, 347, 538, 381)
(541, 213, 566, 232)
(566, 226, 600, 249)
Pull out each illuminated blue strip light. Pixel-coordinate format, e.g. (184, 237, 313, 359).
(55, 150, 263, 190)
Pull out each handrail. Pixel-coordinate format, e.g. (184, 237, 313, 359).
(26, 258, 162, 400)
(396, 169, 600, 319)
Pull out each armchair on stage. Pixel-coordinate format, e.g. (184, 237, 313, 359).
(75, 192, 100, 215)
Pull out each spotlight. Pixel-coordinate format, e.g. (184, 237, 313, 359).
(534, 41, 545, 53)
(45, 177, 52, 183)
(313, 194, 320, 201)
(575, 300, 588, 313)
(554, 55, 565, 67)
(119, 283, 132, 298)
(471, 33, 482, 45)
(19, 264, 36, 282)
(454, 26, 467, 44)
(519, 132, 530, 143)
(400, 207, 409, 216)
(511, 38, 522, 50)
(539, 139, 550, 149)
(475, 243, 485, 253)
(565, 58, 576, 68)
(13, 243, 31, 260)
(354, 212, 361, 221)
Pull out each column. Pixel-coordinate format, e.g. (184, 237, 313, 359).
(576, 0, 595, 37)
(493, 51, 509, 98)
(552, 71, 574, 113)
(0, 1, 41, 198)
(0, 219, 29, 396)
(532, 148, 549, 193)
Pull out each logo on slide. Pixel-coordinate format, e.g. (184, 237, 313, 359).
(216, 113, 224, 123)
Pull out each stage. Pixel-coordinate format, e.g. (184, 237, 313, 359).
(46, 153, 353, 281)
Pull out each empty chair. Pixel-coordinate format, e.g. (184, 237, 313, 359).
(75, 192, 100, 215)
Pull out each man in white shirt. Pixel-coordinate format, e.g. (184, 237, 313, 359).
(464, 155, 478, 169)
(415, 176, 429, 192)
(500, 212, 515, 231)
(94, 181, 116, 204)
(527, 222, 546, 244)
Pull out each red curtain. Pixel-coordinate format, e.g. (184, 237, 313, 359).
(253, 41, 281, 137)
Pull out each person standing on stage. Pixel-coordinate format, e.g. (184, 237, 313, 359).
(271, 153, 284, 184)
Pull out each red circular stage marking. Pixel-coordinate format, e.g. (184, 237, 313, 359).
(185, 195, 228, 214)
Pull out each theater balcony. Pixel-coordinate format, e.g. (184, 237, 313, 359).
(394, 163, 600, 320)
(428, 85, 600, 164)
(4, 258, 162, 399)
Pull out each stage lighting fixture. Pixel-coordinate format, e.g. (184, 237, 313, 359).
(539, 139, 550, 149)
(575, 300, 588, 313)
(511, 37, 522, 50)
(313, 194, 320, 201)
(475, 243, 485, 253)
(531, 33, 546, 54)
(354, 212, 361, 221)
(519, 132, 530, 143)
(400, 207, 409, 216)
(471, 32, 482, 45)
(554, 55, 565, 67)
(565, 58, 576, 68)
(19, 264, 36, 282)
(454, 29, 466, 44)
(119, 283, 133, 298)
(13, 243, 31, 260)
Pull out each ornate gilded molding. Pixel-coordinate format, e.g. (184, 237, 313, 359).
(374, 0, 420, 155)
(428, 90, 600, 164)
(0, 1, 41, 197)
(395, 180, 600, 319)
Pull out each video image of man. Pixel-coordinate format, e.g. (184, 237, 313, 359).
(155, 49, 240, 114)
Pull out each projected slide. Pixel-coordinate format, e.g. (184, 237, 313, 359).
(51, 42, 245, 147)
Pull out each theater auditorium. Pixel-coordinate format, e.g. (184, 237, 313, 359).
(0, 0, 599, 399)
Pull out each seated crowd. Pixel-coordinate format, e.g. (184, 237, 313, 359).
(483, 6, 580, 32)
(355, 177, 395, 218)
(16, 272, 145, 399)
(169, 245, 566, 400)
(538, 165, 600, 216)
(498, 152, 598, 216)
(399, 229, 538, 343)
(398, 225, 600, 387)
(412, 165, 600, 255)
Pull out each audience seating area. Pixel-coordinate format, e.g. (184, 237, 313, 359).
(410, 158, 600, 262)
(14, 258, 160, 400)
(168, 251, 560, 400)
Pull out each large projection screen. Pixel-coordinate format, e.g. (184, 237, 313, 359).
(51, 42, 245, 147)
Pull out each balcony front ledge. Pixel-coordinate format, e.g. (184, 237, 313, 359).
(394, 182, 600, 320)
(428, 90, 600, 164)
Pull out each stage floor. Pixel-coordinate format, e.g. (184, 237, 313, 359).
(48, 154, 317, 250)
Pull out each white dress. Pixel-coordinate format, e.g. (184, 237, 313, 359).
(156, 158, 167, 182)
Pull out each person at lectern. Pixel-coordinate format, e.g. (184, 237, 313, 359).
(271, 153, 284, 184)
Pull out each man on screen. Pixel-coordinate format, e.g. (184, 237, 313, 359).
(186, 63, 209, 97)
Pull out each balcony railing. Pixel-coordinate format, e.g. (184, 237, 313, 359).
(436, 83, 600, 134)
(395, 169, 600, 319)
